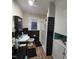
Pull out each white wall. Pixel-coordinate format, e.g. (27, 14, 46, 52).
(54, 0, 67, 35)
(47, 0, 67, 35)
(22, 12, 46, 28)
(52, 0, 67, 59)
(48, 2, 55, 17)
(12, 0, 23, 17)
(53, 40, 66, 59)
(12, 0, 23, 32)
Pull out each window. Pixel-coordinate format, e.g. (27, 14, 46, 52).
(28, 17, 40, 30)
(31, 22, 37, 30)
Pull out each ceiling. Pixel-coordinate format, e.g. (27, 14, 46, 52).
(15, 0, 54, 15)
(15, 0, 67, 15)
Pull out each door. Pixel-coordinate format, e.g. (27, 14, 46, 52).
(40, 19, 47, 53)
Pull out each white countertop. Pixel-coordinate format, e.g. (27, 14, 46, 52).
(18, 34, 30, 42)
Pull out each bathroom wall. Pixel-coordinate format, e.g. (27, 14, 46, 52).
(12, 0, 23, 32)
(52, 0, 67, 59)
(23, 12, 47, 51)
(47, 0, 67, 36)
(47, 0, 67, 58)
(22, 12, 46, 28)
(12, 0, 23, 17)
(53, 39, 66, 59)
(54, 0, 67, 35)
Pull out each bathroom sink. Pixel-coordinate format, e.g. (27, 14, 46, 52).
(27, 38, 35, 42)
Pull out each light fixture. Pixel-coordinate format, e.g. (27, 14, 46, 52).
(28, 0, 34, 6)
(28, 0, 37, 7)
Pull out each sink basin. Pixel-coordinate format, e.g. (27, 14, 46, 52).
(27, 38, 35, 42)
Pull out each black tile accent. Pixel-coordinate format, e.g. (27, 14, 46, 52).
(23, 28, 28, 34)
(27, 48, 37, 58)
(46, 37, 53, 55)
(12, 47, 18, 56)
(12, 32, 15, 38)
(17, 46, 26, 59)
(48, 17, 55, 31)
(28, 30, 39, 41)
(15, 31, 23, 38)
(46, 17, 55, 56)
(18, 42, 26, 44)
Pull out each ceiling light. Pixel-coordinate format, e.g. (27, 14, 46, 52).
(28, 0, 34, 6)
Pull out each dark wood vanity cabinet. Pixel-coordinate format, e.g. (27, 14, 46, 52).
(28, 30, 39, 41)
